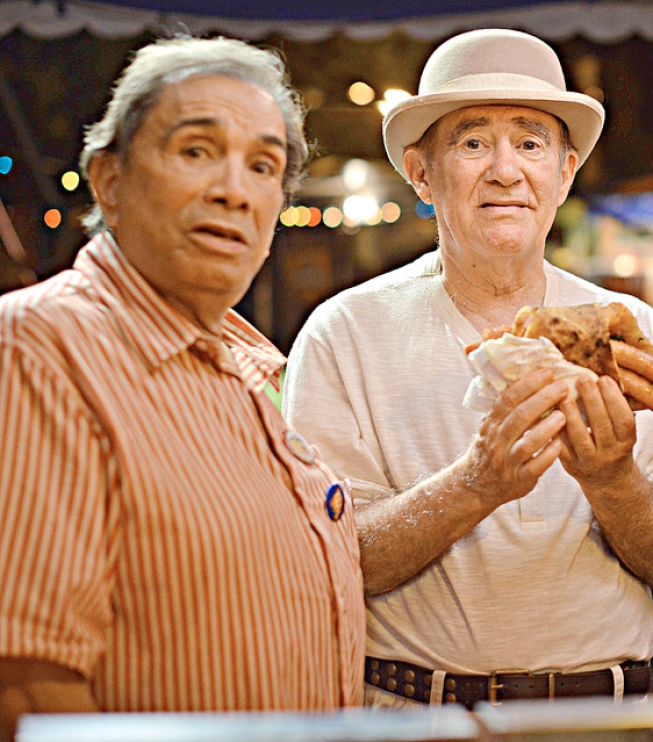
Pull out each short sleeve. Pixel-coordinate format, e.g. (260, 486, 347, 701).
(0, 340, 117, 676)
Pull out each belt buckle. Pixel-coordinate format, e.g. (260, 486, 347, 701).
(488, 668, 531, 706)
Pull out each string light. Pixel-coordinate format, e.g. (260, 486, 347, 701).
(280, 202, 403, 228)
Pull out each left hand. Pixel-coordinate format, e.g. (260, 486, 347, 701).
(559, 375, 637, 487)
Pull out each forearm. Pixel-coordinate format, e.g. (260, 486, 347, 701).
(357, 379, 568, 596)
(583, 460, 653, 585)
(356, 455, 495, 596)
(0, 659, 99, 742)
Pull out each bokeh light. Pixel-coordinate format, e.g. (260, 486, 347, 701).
(381, 202, 401, 223)
(342, 159, 368, 191)
(377, 88, 411, 116)
(364, 207, 383, 226)
(0, 156, 13, 175)
(415, 200, 434, 219)
(44, 208, 62, 229)
(343, 195, 380, 226)
(307, 206, 322, 227)
(322, 207, 343, 228)
(347, 81, 375, 106)
(280, 206, 298, 227)
(613, 253, 638, 277)
(61, 170, 80, 191)
(295, 205, 311, 227)
(280, 201, 403, 229)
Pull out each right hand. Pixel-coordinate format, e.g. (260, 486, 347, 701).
(464, 368, 569, 511)
(0, 657, 99, 742)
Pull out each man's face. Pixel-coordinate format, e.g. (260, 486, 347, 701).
(92, 74, 287, 326)
(404, 105, 579, 262)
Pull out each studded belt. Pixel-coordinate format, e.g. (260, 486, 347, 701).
(365, 656, 652, 709)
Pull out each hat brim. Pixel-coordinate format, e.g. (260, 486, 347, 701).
(383, 89, 605, 180)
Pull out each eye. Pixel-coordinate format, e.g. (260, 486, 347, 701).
(253, 161, 273, 174)
(252, 158, 282, 177)
(465, 138, 481, 150)
(184, 145, 209, 159)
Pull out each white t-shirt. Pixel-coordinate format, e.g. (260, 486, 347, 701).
(284, 251, 653, 678)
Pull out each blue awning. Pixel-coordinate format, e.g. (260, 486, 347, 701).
(589, 193, 653, 233)
(3, 0, 653, 41)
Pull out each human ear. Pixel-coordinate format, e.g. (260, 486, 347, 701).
(557, 148, 580, 206)
(403, 146, 433, 205)
(87, 152, 122, 229)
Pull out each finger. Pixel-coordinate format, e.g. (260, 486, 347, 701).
(557, 432, 574, 466)
(576, 377, 618, 449)
(509, 409, 566, 460)
(597, 376, 636, 443)
(500, 378, 570, 443)
(519, 437, 563, 483)
(575, 377, 632, 447)
(495, 369, 556, 414)
(559, 394, 595, 458)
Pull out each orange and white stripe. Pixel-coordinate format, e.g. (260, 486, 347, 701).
(0, 231, 365, 711)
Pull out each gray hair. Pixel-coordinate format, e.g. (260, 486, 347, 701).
(79, 35, 309, 236)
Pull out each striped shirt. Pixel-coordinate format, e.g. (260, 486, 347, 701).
(0, 231, 365, 711)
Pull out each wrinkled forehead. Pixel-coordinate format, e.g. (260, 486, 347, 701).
(434, 103, 563, 140)
(154, 73, 281, 121)
(138, 73, 287, 147)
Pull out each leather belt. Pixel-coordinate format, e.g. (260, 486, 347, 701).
(365, 656, 652, 710)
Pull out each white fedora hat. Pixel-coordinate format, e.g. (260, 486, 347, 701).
(383, 28, 605, 180)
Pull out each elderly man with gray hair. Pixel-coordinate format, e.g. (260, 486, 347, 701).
(284, 28, 653, 709)
(0, 35, 366, 739)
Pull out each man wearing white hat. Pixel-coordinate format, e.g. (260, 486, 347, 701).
(284, 29, 653, 708)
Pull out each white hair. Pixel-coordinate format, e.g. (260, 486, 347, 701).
(79, 35, 309, 236)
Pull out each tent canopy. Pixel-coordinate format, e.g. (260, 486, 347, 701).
(3, 0, 653, 41)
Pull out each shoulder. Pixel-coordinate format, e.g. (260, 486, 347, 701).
(0, 270, 107, 378)
(0, 271, 90, 335)
(301, 251, 440, 337)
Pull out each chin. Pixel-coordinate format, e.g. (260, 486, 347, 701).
(483, 229, 536, 255)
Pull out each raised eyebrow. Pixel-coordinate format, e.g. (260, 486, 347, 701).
(163, 117, 286, 152)
(259, 133, 287, 153)
(163, 117, 218, 144)
(512, 116, 553, 144)
(446, 117, 490, 146)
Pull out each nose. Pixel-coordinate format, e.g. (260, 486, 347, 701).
(204, 155, 250, 210)
(485, 139, 523, 187)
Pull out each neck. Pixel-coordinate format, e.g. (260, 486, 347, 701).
(442, 253, 546, 332)
(164, 293, 229, 338)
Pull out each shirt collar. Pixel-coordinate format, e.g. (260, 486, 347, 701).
(73, 231, 285, 392)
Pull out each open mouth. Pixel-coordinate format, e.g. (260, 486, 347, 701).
(194, 224, 246, 245)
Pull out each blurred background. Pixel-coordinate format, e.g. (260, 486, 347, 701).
(1, 0, 652, 353)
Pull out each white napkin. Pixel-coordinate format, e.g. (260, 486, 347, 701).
(463, 333, 598, 412)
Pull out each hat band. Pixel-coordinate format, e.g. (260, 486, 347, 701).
(420, 72, 565, 97)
